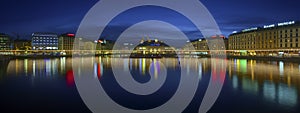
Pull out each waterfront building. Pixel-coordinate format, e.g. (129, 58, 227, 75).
(96, 39, 114, 50)
(187, 35, 228, 55)
(31, 33, 58, 50)
(58, 33, 75, 50)
(14, 39, 31, 50)
(132, 38, 176, 57)
(229, 21, 300, 56)
(0, 33, 12, 50)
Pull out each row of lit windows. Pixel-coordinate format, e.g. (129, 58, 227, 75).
(231, 29, 300, 39)
(32, 37, 58, 40)
(230, 43, 300, 49)
(231, 38, 299, 44)
(32, 43, 58, 45)
(32, 41, 58, 43)
(230, 35, 299, 40)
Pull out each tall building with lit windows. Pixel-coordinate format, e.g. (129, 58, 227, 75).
(229, 21, 300, 56)
(31, 33, 58, 50)
(185, 35, 228, 55)
(190, 35, 227, 50)
(0, 33, 12, 50)
(58, 33, 75, 50)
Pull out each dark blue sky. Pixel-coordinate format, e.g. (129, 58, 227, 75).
(1, 0, 300, 40)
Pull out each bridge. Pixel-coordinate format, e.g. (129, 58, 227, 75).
(0, 49, 300, 57)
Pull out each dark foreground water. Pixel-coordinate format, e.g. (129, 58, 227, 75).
(0, 57, 299, 113)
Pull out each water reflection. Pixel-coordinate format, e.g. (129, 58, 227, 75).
(6, 58, 72, 80)
(1, 57, 300, 109)
(229, 59, 300, 107)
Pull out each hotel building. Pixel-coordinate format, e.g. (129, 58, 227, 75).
(229, 21, 300, 56)
(31, 33, 58, 50)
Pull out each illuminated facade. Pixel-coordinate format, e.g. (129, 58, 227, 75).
(31, 33, 58, 50)
(187, 35, 228, 54)
(58, 33, 75, 50)
(0, 33, 12, 50)
(133, 39, 175, 57)
(229, 21, 300, 56)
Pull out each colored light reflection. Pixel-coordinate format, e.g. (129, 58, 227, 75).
(211, 58, 226, 84)
(198, 63, 202, 80)
(187, 58, 190, 75)
(279, 61, 284, 76)
(151, 59, 161, 79)
(60, 57, 66, 75)
(66, 70, 74, 87)
(98, 63, 101, 78)
(94, 62, 103, 79)
(139, 58, 142, 75)
(32, 60, 36, 77)
(278, 84, 297, 107)
(263, 81, 276, 101)
(130, 59, 133, 71)
(45, 59, 51, 76)
(240, 59, 247, 74)
(94, 63, 97, 78)
(242, 77, 258, 95)
(232, 75, 238, 89)
(124, 59, 129, 71)
(24, 59, 28, 76)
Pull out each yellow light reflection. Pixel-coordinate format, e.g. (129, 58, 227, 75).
(287, 76, 291, 87)
(154, 59, 158, 79)
(198, 63, 202, 80)
(33, 60, 36, 77)
(16, 59, 19, 75)
(24, 59, 28, 76)
(279, 61, 284, 76)
(142, 58, 146, 75)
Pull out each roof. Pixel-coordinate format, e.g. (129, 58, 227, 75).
(137, 40, 169, 47)
(230, 21, 300, 36)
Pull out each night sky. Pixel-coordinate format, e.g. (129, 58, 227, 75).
(1, 0, 300, 40)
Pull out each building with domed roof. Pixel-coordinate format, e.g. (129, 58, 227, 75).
(131, 38, 176, 57)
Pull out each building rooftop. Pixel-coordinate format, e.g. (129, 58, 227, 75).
(190, 35, 227, 42)
(137, 39, 169, 47)
(230, 21, 300, 36)
(32, 32, 58, 37)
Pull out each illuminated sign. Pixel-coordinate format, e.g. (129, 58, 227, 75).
(263, 24, 275, 28)
(67, 34, 75, 37)
(211, 35, 225, 38)
(242, 27, 258, 32)
(278, 21, 295, 26)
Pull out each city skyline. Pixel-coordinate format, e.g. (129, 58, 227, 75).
(1, 1, 300, 113)
(1, 0, 300, 40)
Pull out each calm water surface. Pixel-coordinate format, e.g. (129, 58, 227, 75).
(0, 57, 299, 113)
